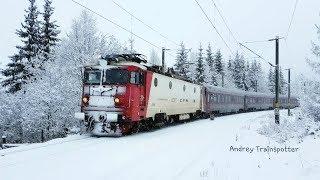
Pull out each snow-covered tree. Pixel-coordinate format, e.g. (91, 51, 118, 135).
(299, 25, 320, 123)
(231, 52, 247, 90)
(43, 10, 108, 129)
(195, 44, 205, 84)
(104, 35, 126, 55)
(267, 67, 286, 94)
(268, 67, 275, 94)
(187, 51, 198, 82)
(214, 49, 225, 86)
(1, 0, 41, 93)
(1, 54, 25, 93)
(243, 61, 250, 91)
(223, 56, 236, 89)
(205, 43, 217, 86)
(0, 10, 127, 143)
(41, 0, 60, 62)
(255, 61, 267, 92)
(174, 42, 189, 79)
(0, 91, 23, 143)
(149, 49, 160, 66)
(279, 67, 287, 94)
(214, 49, 224, 75)
(227, 58, 232, 71)
(248, 60, 264, 92)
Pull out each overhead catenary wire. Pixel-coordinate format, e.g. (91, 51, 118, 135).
(209, 0, 238, 44)
(242, 40, 271, 44)
(239, 43, 275, 67)
(193, 0, 234, 56)
(71, 0, 176, 58)
(285, 0, 299, 39)
(112, 0, 179, 47)
(209, 0, 252, 58)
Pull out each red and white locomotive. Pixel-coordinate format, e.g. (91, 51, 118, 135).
(75, 54, 205, 136)
(75, 54, 299, 136)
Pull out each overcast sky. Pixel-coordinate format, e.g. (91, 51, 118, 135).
(1, 0, 320, 78)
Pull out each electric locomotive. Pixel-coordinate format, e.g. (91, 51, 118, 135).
(75, 53, 299, 136)
(75, 54, 204, 136)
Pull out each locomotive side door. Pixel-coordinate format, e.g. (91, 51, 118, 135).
(138, 71, 146, 111)
(129, 71, 147, 121)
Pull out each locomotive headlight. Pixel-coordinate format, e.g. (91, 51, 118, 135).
(114, 97, 120, 103)
(82, 96, 89, 104)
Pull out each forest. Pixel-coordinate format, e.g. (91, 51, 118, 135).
(0, 0, 319, 143)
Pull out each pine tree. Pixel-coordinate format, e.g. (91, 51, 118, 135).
(174, 42, 189, 78)
(243, 61, 250, 91)
(205, 43, 217, 86)
(255, 62, 268, 93)
(195, 44, 205, 84)
(300, 22, 320, 122)
(41, 0, 60, 62)
(222, 56, 236, 88)
(18, 10, 110, 142)
(187, 51, 198, 82)
(1, 54, 26, 93)
(279, 68, 286, 94)
(1, 0, 41, 93)
(149, 49, 160, 66)
(268, 67, 275, 93)
(214, 49, 225, 86)
(231, 52, 246, 90)
(214, 49, 224, 75)
(227, 58, 232, 71)
(248, 60, 260, 92)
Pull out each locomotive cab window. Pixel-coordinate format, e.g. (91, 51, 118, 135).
(84, 69, 101, 85)
(102, 68, 129, 85)
(139, 72, 145, 85)
(130, 71, 144, 85)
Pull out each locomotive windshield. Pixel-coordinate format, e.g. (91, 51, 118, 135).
(84, 70, 101, 85)
(103, 69, 129, 84)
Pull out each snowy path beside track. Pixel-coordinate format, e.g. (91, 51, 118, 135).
(1, 110, 320, 180)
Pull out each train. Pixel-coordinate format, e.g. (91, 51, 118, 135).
(74, 54, 299, 136)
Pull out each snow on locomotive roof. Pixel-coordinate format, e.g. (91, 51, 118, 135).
(102, 53, 148, 64)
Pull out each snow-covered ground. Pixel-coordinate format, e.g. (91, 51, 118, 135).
(1, 109, 320, 180)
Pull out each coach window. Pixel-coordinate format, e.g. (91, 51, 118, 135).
(183, 85, 186, 92)
(154, 78, 158, 87)
(169, 81, 172, 89)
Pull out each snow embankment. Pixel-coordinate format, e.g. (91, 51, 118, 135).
(258, 108, 320, 142)
(1, 109, 320, 180)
